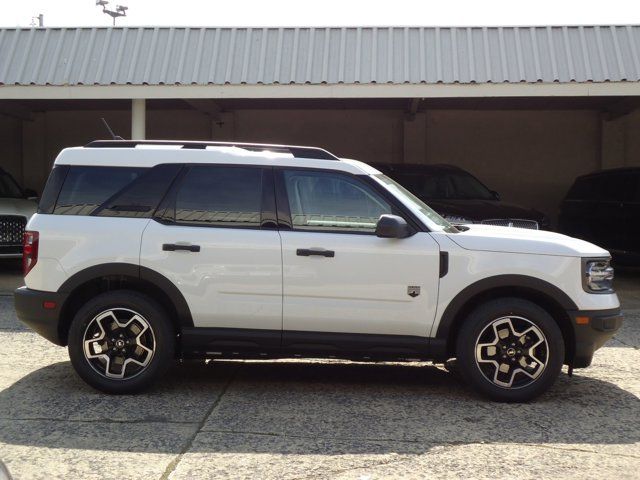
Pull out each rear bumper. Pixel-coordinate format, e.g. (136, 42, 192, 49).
(569, 307, 623, 368)
(14, 286, 67, 346)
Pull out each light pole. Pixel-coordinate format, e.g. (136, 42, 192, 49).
(95, 0, 128, 26)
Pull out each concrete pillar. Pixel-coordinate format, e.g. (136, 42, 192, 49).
(131, 99, 146, 140)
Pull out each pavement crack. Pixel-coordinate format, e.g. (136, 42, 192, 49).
(524, 443, 640, 459)
(159, 363, 241, 480)
(0, 417, 198, 425)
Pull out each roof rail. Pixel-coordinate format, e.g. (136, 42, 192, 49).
(84, 140, 339, 160)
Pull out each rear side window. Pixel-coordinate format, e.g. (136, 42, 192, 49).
(96, 164, 182, 218)
(599, 173, 638, 203)
(38, 165, 69, 214)
(566, 177, 598, 201)
(173, 166, 263, 227)
(54, 167, 146, 215)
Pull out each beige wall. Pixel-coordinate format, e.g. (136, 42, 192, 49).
(12, 104, 640, 227)
(232, 109, 405, 164)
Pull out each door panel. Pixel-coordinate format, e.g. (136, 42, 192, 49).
(141, 221, 282, 329)
(276, 168, 440, 340)
(141, 164, 282, 331)
(280, 231, 440, 337)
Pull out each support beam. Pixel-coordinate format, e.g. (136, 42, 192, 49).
(4, 82, 640, 100)
(131, 98, 146, 139)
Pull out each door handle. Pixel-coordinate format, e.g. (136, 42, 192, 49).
(296, 248, 335, 258)
(163, 243, 201, 252)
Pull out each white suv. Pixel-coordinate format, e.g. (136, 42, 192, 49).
(14, 140, 622, 402)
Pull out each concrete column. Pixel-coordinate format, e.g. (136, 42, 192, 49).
(131, 99, 146, 140)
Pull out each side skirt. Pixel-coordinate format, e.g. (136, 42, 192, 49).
(180, 327, 439, 362)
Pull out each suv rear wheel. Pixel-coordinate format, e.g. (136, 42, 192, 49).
(68, 290, 174, 394)
(456, 298, 564, 402)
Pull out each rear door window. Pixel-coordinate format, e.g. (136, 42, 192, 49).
(172, 165, 264, 227)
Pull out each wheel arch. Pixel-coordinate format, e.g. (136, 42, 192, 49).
(434, 275, 577, 364)
(57, 263, 193, 346)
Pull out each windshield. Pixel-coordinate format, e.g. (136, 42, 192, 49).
(0, 171, 24, 199)
(373, 174, 457, 232)
(393, 171, 495, 200)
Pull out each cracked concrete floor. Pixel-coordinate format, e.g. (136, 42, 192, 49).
(0, 294, 638, 480)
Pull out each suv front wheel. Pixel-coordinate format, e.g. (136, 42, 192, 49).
(68, 290, 174, 394)
(456, 298, 564, 402)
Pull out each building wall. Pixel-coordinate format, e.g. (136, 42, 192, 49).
(16, 105, 640, 227)
(232, 109, 405, 164)
(425, 109, 602, 225)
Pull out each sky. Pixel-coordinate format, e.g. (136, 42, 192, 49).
(2, 0, 640, 28)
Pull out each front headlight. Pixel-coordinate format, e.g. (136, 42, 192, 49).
(443, 215, 474, 224)
(582, 258, 615, 293)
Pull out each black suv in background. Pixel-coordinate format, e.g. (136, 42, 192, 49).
(559, 167, 640, 265)
(377, 164, 549, 230)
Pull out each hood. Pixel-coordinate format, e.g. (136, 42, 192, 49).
(423, 198, 544, 222)
(0, 197, 38, 219)
(448, 224, 609, 257)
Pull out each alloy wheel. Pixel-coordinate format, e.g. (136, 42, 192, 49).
(82, 308, 156, 380)
(474, 316, 549, 389)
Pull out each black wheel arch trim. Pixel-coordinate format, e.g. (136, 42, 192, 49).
(435, 274, 578, 344)
(57, 263, 194, 328)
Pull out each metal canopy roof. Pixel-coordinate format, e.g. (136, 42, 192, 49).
(1, 26, 639, 88)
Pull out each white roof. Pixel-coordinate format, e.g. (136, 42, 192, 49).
(55, 145, 379, 175)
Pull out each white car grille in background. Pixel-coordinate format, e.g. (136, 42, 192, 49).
(0, 215, 27, 245)
(481, 219, 539, 230)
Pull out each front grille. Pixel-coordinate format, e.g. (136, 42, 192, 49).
(0, 215, 27, 245)
(481, 219, 539, 230)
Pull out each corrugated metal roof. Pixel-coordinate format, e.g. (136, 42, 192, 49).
(1, 26, 639, 87)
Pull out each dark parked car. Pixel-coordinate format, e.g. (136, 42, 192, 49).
(559, 167, 640, 265)
(377, 164, 549, 230)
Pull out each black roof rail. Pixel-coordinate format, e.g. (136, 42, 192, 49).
(84, 140, 339, 160)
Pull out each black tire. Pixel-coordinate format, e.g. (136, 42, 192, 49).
(456, 297, 564, 402)
(68, 290, 174, 394)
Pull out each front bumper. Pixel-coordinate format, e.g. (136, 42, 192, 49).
(14, 286, 68, 346)
(0, 245, 22, 258)
(569, 307, 623, 368)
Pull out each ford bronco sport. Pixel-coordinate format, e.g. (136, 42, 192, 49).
(14, 140, 622, 402)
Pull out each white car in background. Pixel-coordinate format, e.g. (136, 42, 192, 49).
(0, 168, 37, 259)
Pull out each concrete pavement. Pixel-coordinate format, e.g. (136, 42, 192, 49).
(0, 292, 638, 479)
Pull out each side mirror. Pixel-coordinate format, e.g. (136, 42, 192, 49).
(375, 214, 412, 239)
(490, 190, 501, 201)
(23, 188, 38, 200)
